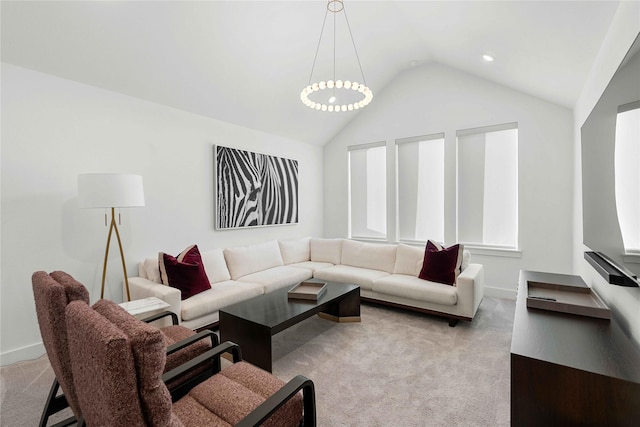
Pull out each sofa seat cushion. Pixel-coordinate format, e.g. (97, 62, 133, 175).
(372, 274, 457, 306)
(287, 261, 334, 273)
(237, 266, 313, 293)
(173, 361, 302, 427)
(180, 281, 263, 322)
(313, 265, 389, 290)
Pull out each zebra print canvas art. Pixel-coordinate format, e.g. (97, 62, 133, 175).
(215, 145, 298, 229)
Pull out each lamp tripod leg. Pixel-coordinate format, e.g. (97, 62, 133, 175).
(100, 211, 114, 299)
(112, 216, 131, 301)
(100, 207, 131, 301)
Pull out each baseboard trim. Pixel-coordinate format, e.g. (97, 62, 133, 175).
(1, 342, 45, 367)
(485, 286, 517, 300)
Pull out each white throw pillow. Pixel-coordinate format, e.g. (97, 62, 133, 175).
(143, 257, 162, 283)
(278, 237, 311, 265)
(461, 249, 471, 272)
(200, 248, 232, 283)
(393, 244, 424, 276)
(310, 238, 343, 265)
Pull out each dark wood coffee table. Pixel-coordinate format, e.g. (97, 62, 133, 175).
(219, 280, 360, 372)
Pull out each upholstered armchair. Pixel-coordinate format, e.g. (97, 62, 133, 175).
(65, 298, 316, 427)
(32, 271, 215, 427)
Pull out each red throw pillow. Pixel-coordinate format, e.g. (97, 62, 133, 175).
(418, 240, 464, 286)
(159, 245, 211, 300)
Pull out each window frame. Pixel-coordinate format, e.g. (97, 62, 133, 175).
(347, 141, 388, 241)
(456, 122, 519, 251)
(395, 133, 445, 245)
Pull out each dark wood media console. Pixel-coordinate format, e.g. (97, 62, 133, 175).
(511, 270, 640, 426)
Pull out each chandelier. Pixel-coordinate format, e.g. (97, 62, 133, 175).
(300, 0, 373, 112)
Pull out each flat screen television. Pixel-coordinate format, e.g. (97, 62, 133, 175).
(581, 33, 640, 287)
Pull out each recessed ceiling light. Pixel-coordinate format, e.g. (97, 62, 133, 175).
(482, 53, 495, 62)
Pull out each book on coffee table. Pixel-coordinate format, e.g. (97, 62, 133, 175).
(288, 281, 327, 300)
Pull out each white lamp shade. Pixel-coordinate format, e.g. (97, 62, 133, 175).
(78, 173, 145, 208)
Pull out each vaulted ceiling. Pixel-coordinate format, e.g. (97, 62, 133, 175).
(1, 1, 620, 146)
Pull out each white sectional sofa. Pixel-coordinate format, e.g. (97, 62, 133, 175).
(129, 237, 484, 330)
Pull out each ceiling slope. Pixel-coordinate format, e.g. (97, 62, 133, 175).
(1, 1, 620, 145)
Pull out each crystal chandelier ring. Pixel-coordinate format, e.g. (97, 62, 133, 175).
(300, 79, 373, 112)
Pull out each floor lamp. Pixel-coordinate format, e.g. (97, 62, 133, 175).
(78, 173, 145, 301)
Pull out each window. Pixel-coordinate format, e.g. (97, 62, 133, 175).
(457, 123, 518, 248)
(348, 142, 386, 239)
(615, 102, 640, 253)
(396, 134, 445, 243)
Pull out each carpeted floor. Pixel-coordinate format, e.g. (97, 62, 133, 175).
(1, 297, 515, 426)
(273, 297, 515, 426)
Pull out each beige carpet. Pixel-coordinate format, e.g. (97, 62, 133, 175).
(1, 297, 514, 426)
(272, 297, 514, 426)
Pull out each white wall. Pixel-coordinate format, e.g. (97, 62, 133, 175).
(0, 64, 323, 365)
(323, 63, 574, 297)
(573, 2, 640, 345)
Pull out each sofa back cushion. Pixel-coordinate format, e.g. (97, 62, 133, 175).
(278, 237, 311, 265)
(224, 240, 284, 280)
(31, 271, 88, 418)
(93, 299, 178, 427)
(65, 300, 146, 426)
(50, 271, 91, 304)
(201, 248, 232, 283)
(393, 244, 425, 276)
(341, 240, 397, 273)
(461, 249, 471, 272)
(310, 238, 343, 265)
(142, 258, 162, 283)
